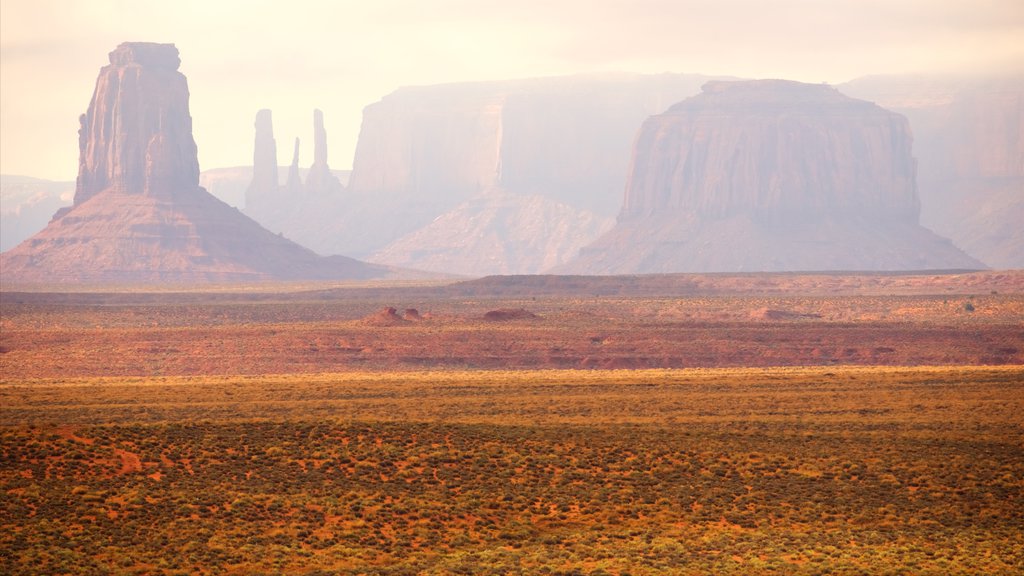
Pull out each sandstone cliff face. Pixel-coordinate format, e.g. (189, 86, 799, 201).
(621, 80, 919, 222)
(259, 74, 719, 269)
(842, 75, 1024, 268)
(348, 74, 719, 218)
(0, 42, 393, 284)
(560, 80, 984, 274)
(74, 43, 198, 205)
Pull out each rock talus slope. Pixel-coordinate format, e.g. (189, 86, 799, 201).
(1, 42, 391, 284)
(560, 80, 984, 274)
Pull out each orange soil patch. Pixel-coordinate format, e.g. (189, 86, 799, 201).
(114, 448, 143, 475)
(54, 425, 94, 445)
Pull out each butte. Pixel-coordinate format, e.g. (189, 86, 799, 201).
(560, 80, 985, 273)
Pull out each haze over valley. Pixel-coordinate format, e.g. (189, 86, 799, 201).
(1, 3, 1022, 574)
(3, 0, 1022, 277)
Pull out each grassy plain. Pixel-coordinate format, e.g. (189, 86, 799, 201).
(2, 272, 1023, 574)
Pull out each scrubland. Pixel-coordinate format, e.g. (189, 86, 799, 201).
(1, 279, 1022, 574)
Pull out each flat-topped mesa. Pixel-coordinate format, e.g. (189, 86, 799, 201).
(620, 79, 920, 224)
(558, 79, 984, 274)
(107, 42, 182, 69)
(73, 42, 199, 205)
(304, 109, 343, 195)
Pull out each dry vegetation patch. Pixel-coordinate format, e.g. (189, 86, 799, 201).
(2, 366, 1022, 574)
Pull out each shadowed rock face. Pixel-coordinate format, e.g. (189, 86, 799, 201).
(1, 42, 393, 284)
(560, 80, 984, 274)
(74, 42, 198, 205)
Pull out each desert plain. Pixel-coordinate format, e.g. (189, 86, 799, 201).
(2, 270, 1023, 574)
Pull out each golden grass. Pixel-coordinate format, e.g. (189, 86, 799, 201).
(3, 364, 1022, 427)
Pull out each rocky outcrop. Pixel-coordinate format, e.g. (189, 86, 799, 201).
(244, 109, 279, 219)
(362, 306, 409, 326)
(842, 74, 1024, 268)
(73, 43, 198, 205)
(241, 109, 347, 240)
(560, 80, 985, 274)
(286, 138, 303, 195)
(304, 109, 344, 196)
(0, 42, 396, 284)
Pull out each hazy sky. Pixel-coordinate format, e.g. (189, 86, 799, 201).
(2, 0, 1022, 181)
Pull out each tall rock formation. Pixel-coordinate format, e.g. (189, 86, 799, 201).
(304, 109, 343, 196)
(72, 43, 197, 206)
(285, 137, 303, 195)
(842, 74, 1024, 268)
(0, 42, 393, 284)
(240, 109, 349, 247)
(243, 109, 279, 220)
(559, 80, 984, 274)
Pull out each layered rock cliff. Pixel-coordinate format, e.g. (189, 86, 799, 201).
(0, 42, 393, 284)
(842, 75, 1024, 268)
(560, 80, 984, 274)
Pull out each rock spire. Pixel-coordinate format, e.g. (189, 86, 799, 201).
(286, 137, 303, 194)
(304, 109, 343, 195)
(245, 109, 279, 215)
